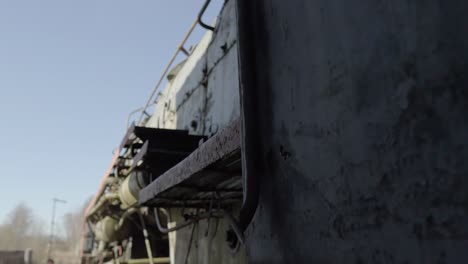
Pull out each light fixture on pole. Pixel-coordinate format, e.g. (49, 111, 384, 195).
(46, 197, 67, 261)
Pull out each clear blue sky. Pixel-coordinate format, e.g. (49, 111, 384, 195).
(0, 0, 222, 226)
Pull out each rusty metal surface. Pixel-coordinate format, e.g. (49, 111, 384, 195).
(139, 118, 241, 206)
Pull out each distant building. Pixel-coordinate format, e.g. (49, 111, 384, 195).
(0, 249, 32, 264)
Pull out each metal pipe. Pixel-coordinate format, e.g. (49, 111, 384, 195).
(125, 258, 170, 264)
(223, 210, 245, 245)
(153, 208, 219, 234)
(154, 207, 244, 256)
(235, 0, 260, 233)
(84, 150, 121, 219)
(136, 18, 199, 125)
(87, 193, 120, 218)
(198, 0, 215, 31)
(115, 208, 138, 231)
(154, 208, 196, 234)
(136, 0, 222, 125)
(183, 223, 197, 264)
(126, 104, 155, 129)
(137, 212, 155, 264)
(81, 113, 127, 260)
(113, 247, 121, 264)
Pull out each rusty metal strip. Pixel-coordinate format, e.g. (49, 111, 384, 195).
(139, 118, 241, 205)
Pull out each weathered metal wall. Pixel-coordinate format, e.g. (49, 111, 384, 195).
(146, 0, 239, 137)
(237, 0, 468, 263)
(168, 207, 247, 264)
(146, 1, 246, 263)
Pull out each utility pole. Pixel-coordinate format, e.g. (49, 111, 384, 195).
(46, 197, 67, 261)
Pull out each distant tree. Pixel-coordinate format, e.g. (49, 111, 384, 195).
(0, 203, 48, 263)
(0, 203, 33, 250)
(27, 217, 49, 264)
(0, 199, 91, 264)
(0, 224, 10, 250)
(63, 212, 81, 252)
(62, 197, 92, 258)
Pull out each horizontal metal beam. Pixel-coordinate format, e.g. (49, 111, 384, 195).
(123, 258, 170, 264)
(139, 118, 241, 206)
